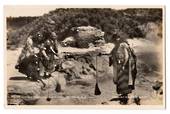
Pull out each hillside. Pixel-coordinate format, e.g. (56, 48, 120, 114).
(7, 16, 39, 31)
(7, 8, 162, 49)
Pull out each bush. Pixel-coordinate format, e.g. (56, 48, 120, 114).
(7, 8, 162, 49)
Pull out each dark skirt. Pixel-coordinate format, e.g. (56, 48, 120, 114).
(116, 63, 132, 95)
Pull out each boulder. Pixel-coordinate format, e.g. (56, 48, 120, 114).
(7, 71, 66, 105)
(61, 36, 76, 47)
(62, 26, 105, 48)
(75, 26, 105, 48)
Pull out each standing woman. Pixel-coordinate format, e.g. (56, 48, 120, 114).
(110, 37, 136, 105)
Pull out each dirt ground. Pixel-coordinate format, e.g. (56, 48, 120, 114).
(6, 39, 164, 106)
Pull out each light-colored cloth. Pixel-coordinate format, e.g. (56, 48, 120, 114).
(17, 36, 34, 64)
(119, 42, 133, 85)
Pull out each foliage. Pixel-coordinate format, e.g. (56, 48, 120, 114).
(7, 8, 162, 49)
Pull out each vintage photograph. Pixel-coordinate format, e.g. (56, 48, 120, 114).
(5, 6, 165, 107)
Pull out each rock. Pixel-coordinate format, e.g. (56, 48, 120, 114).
(101, 102, 109, 105)
(7, 80, 41, 105)
(62, 60, 75, 70)
(75, 26, 105, 48)
(62, 26, 105, 48)
(159, 89, 163, 95)
(133, 96, 141, 105)
(62, 36, 76, 47)
(152, 81, 162, 92)
(76, 26, 104, 38)
(95, 39, 105, 47)
(7, 71, 66, 105)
